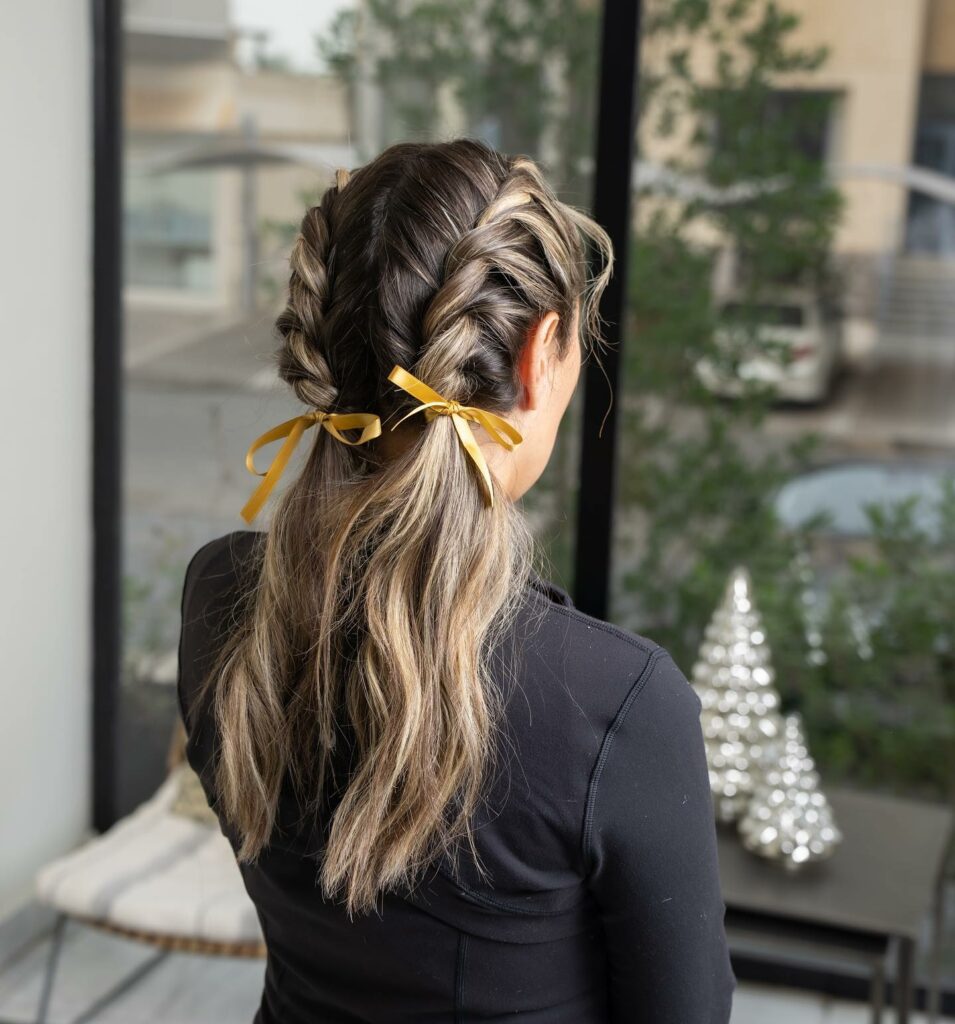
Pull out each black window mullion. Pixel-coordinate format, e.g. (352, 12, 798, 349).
(91, 0, 124, 832)
(572, 0, 643, 618)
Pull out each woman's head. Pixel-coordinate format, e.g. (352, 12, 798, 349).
(199, 139, 613, 917)
(274, 139, 609, 499)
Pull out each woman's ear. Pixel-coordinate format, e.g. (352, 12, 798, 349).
(517, 311, 561, 412)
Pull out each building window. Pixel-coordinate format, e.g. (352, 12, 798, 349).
(124, 167, 215, 295)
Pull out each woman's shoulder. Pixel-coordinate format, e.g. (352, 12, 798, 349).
(442, 575, 701, 894)
(518, 572, 684, 714)
(506, 572, 702, 776)
(512, 574, 704, 806)
(183, 529, 265, 596)
(177, 529, 265, 730)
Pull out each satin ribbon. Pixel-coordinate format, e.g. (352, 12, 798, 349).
(240, 409, 381, 523)
(387, 364, 522, 507)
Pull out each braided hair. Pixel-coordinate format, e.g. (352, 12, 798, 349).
(199, 139, 614, 918)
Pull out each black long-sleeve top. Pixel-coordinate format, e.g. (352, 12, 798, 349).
(177, 529, 736, 1023)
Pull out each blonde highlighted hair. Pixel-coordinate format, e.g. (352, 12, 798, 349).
(189, 139, 614, 918)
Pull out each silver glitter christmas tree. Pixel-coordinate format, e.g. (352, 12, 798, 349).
(691, 567, 784, 824)
(737, 712, 842, 870)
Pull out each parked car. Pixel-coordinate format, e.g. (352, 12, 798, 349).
(774, 458, 951, 542)
(773, 456, 953, 579)
(695, 289, 842, 404)
(773, 457, 954, 663)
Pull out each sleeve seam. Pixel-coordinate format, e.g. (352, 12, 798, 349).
(580, 647, 668, 876)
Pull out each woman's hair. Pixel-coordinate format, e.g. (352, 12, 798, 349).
(192, 138, 613, 917)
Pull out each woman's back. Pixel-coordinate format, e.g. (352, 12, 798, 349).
(178, 528, 736, 1022)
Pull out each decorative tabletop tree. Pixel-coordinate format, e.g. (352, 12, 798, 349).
(692, 566, 784, 823)
(738, 711, 843, 870)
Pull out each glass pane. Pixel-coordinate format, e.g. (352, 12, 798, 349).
(120, 0, 606, 813)
(612, 0, 955, 988)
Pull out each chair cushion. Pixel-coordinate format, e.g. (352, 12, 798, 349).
(35, 772, 262, 947)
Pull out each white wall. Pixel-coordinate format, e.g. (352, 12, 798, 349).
(0, 0, 92, 915)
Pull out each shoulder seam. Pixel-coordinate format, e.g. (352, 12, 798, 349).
(454, 932, 469, 1021)
(580, 647, 668, 875)
(543, 600, 659, 655)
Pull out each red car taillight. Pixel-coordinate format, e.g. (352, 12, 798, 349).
(789, 343, 816, 362)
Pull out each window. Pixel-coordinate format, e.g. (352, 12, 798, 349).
(125, 168, 215, 294)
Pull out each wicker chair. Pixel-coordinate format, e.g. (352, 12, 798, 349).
(32, 721, 264, 1023)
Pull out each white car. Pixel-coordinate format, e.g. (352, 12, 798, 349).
(695, 291, 842, 404)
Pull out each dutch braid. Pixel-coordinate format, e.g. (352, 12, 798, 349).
(414, 154, 591, 408)
(274, 168, 352, 410)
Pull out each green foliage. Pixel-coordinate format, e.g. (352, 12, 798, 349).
(619, 0, 840, 650)
(317, 8, 361, 82)
(618, 0, 954, 804)
(798, 481, 955, 799)
(317, 0, 600, 179)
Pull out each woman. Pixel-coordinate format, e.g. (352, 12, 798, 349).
(177, 138, 736, 1023)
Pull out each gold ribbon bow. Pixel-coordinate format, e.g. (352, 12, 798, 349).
(387, 364, 522, 507)
(240, 409, 381, 524)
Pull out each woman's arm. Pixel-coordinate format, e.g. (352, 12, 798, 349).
(584, 649, 736, 1023)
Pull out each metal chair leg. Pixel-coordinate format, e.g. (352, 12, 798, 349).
(35, 914, 67, 1024)
(33, 913, 169, 1024)
(870, 952, 885, 1024)
(895, 936, 915, 1024)
(927, 871, 945, 1024)
(71, 948, 169, 1024)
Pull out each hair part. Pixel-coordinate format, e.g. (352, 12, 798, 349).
(190, 138, 614, 918)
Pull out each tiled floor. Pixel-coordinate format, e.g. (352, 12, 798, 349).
(0, 917, 952, 1024)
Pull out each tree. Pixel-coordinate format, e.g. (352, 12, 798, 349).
(615, 0, 843, 668)
(319, 0, 599, 198)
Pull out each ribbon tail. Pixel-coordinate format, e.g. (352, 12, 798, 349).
(466, 413, 517, 450)
(473, 410, 523, 450)
(391, 401, 443, 430)
(388, 365, 447, 407)
(322, 413, 383, 445)
(452, 413, 495, 507)
(240, 415, 310, 524)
